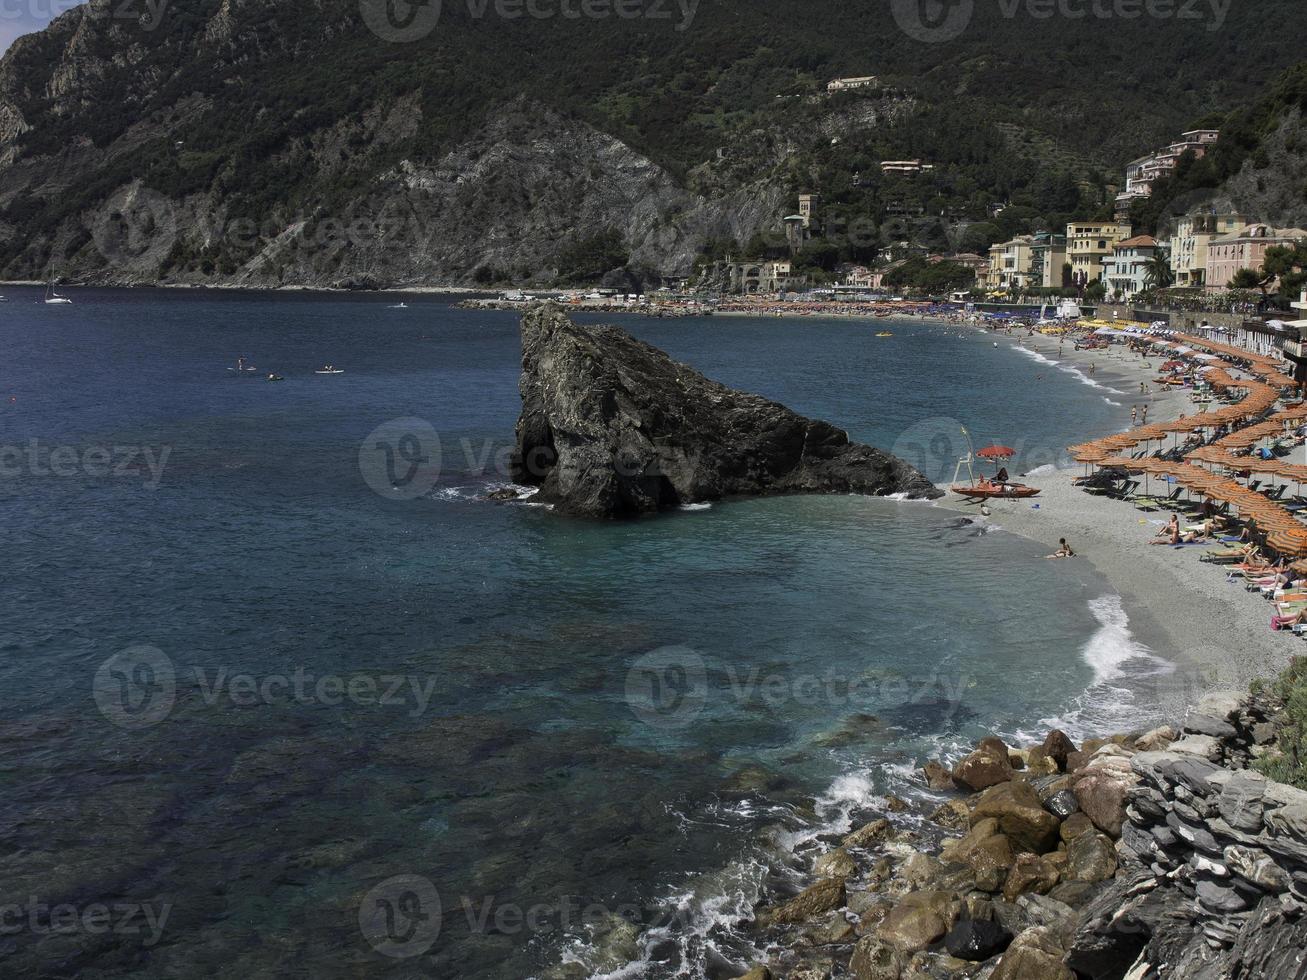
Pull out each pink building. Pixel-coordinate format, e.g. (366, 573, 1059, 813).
(1206, 224, 1307, 291)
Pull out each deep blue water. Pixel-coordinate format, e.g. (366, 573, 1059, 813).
(0, 287, 1165, 978)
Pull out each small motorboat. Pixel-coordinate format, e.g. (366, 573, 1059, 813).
(315, 365, 345, 375)
(948, 436, 1040, 500)
(267, 373, 284, 382)
(389, 302, 409, 309)
(876, 332, 894, 337)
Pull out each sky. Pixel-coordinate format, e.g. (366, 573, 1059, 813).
(0, 1, 80, 55)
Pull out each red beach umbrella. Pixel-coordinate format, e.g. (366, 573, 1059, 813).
(977, 446, 1017, 460)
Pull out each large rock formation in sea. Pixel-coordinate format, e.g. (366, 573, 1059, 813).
(509, 304, 941, 517)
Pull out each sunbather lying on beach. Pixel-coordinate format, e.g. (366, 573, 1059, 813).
(1045, 538, 1076, 559)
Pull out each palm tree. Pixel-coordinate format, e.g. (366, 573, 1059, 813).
(1143, 250, 1174, 291)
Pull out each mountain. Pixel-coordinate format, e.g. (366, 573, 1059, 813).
(1, 0, 1306, 287)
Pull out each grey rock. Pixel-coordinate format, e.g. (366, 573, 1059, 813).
(1217, 770, 1268, 834)
(1196, 879, 1251, 913)
(1224, 845, 1290, 893)
(1043, 789, 1079, 820)
(1166, 811, 1222, 855)
(944, 918, 1012, 961)
(1184, 713, 1238, 739)
(510, 305, 940, 517)
(1252, 722, 1277, 745)
(1196, 690, 1243, 720)
(1167, 735, 1222, 762)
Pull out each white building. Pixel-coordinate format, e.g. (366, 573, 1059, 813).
(1102, 235, 1166, 299)
(827, 76, 878, 93)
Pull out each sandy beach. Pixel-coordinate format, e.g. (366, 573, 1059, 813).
(932, 323, 1299, 713)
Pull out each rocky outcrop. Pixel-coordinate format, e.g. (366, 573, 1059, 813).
(736, 686, 1307, 980)
(509, 304, 941, 517)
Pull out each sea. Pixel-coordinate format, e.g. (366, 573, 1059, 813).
(0, 287, 1180, 978)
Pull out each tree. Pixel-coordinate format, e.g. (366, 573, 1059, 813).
(1084, 280, 1107, 302)
(1229, 268, 1263, 291)
(1143, 251, 1174, 290)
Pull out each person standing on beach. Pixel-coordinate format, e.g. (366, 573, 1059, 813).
(1132, 406, 1138, 425)
(1142, 404, 1149, 424)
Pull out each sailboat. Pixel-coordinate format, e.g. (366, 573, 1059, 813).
(44, 283, 72, 305)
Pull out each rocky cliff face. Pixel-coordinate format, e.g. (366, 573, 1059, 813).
(508, 304, 940, 517)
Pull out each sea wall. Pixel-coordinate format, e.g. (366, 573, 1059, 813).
(734, 688, 1307, 980)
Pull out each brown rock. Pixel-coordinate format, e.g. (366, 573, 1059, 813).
(769, 877, 846, 924)
(1072, 770, 1138, 838)
(885, 795, 910, 813)
(815, 848, 858, 880)
(952, 746, 1015, 792)
(1041, 730, 1078, 771)
(922, 760, 954, 791)
(930, 799, 971, 831)
(1008, 750, 1027, 771)
(739, 968, 772, 980)
(896, 889, 962, 928)
(849, 935, 905, 980)
(970, 781, 1061, 854)
(1058, 812, 1094, 843)
(877, 905, 947, 953)
(1134, 725, 1179, 752)
(991, 926, 1074, 980)
(1023, 746, 1059, 776)
(1064, 750, 1089, 773)
(844, 818, 893, 850)
(1081, 737, 1107, 754)
(1002, 854, 1060, 902)
(1065, 832, 1117, 883)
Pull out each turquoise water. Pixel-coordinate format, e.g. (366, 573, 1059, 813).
(0, 288, 1164, 977)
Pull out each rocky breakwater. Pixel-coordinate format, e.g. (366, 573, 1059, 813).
(508, 304, 941, 517)
(734, 689, 1307, 980)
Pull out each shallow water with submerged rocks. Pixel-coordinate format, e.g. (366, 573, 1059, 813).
(1, 289, 1202, 977)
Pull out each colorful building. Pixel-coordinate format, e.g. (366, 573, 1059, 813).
(1066, 221, 1133, 287)
(985, 236, 1037, 291)
(1030, 233, 1068, 289)
(1206, 224, 1307, 292)
(1169, 212, 1248, 288)
(1114, 130, 1220, 217)
(1102, 235, 1165, 299)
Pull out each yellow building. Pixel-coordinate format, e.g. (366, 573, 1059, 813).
(986, 236, 1037, 291)
(1066, 221, 1132, 287)
(1169, 213, 1248, 288)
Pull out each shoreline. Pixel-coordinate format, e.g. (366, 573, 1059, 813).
(931, 323, 1294, 707)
